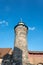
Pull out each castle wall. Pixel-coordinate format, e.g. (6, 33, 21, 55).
(28, 53, 43, 65)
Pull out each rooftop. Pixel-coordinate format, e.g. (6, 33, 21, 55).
(0, 48, 12, 58)
(0, 48, 43, 58)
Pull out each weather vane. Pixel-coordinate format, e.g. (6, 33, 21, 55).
(20, 18, 22, 23)
(18, 18, 24, 25)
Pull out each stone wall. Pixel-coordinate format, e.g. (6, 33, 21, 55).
(13, 24, 29, 65)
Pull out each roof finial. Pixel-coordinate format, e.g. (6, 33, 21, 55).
(20, 18, 22, 23)
(18, 18, 24, 25)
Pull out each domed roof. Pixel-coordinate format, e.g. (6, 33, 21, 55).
(18, 22, 24, 25)
(14, 18, 28, 30)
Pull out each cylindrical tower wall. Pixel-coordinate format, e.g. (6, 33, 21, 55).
(13, 23, 29, 65)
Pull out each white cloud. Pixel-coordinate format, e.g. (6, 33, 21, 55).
(0, 21, 3, 24)
(29, 27, 35, 31)
(0, 20, 8, 26)
(5, 22, 8, 26)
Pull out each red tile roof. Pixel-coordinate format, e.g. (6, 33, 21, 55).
(0, 48, 12, 58)
(0, 48, 43, 58)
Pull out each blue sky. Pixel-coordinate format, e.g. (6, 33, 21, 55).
(0, 0, 43, 51)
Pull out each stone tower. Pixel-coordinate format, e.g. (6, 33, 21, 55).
(13, 21, 29, 65)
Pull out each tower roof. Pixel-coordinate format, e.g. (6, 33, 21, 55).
(18, 22, 24, 25)
(14, 19, 28, 30)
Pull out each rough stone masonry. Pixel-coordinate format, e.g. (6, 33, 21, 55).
(13, 22, 29, 65)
